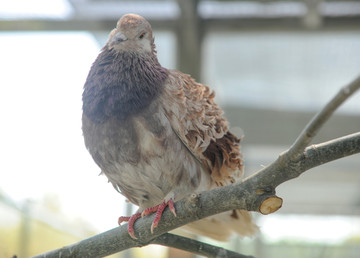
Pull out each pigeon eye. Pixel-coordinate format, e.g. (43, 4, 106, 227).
(139, 33, 145, 39)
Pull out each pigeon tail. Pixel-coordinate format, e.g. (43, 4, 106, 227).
(181, 210, 258, 241)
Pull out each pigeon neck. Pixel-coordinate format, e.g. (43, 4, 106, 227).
(82, 49, 168, 123)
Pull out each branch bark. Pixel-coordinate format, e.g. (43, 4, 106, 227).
(151, 233, 255, 258)
(34, 75, 360, 257)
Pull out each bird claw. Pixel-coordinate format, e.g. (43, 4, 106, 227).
(128, 227, 137, 239)
(150, 221, 156, 234)
(168, 199, 177, 217)
(150, 199, 176, 233)
(118, 216, 130, 224)
(119, 199, 176, 238)
(118, 213, 141, 239)
(141, 204, 160, 218)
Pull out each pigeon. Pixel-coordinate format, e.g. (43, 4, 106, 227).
(82, 13, 258, 240)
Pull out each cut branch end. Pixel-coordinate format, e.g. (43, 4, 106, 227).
(259, 196, 283, 215)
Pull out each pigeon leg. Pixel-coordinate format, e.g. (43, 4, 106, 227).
(119, 199, 176, 238)
(141, 204, 161, 217)
(118, 212, 141, 239)
(142, 199, 176, 218)
(141, 199, 176, 233)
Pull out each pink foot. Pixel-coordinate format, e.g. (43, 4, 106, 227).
(141, 199, 176, 233)
(118, 213, 141, 239)
(141, 204, 160, 217)
(142, 199, 176, 218)
(118, 199, 176, 238)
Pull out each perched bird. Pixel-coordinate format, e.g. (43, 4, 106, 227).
(82, 13, 258, 240)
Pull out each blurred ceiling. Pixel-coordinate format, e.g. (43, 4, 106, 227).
(2, 0, 360, 79)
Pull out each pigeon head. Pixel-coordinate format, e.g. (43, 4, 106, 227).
(107, 14, 155, 54)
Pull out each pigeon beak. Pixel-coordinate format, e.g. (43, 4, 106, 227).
(110, 32, 128, 46)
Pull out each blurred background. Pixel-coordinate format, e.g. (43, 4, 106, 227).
(1, 0, 360, 257)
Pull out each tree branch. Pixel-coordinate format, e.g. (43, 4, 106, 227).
(34, 75, 360, 257)
(248, 132, 360, 192)
(301, 132, 360, 172)
(151, 233, 255, 258)
(288, 75, 360, 160)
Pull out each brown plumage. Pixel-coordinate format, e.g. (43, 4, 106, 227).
(82, 13, 258, 240)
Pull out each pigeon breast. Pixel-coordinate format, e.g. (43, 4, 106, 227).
(82, 47, 210, 210)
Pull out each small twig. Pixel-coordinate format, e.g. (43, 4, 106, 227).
(288, 75, 360, 160)
(151, 233, 254, 258)
(301, 132, 360, 172)
(250, 132, 360, 190)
